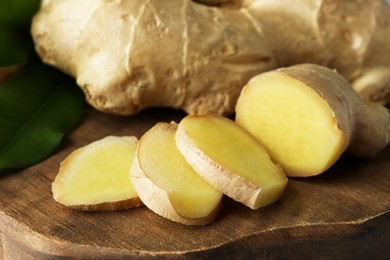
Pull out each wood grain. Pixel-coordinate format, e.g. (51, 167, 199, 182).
(0, 107, 389, 259)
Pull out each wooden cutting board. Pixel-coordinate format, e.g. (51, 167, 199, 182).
(0, 107, 389, 259)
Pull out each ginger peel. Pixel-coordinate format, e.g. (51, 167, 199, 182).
(31, 0, 390, 115)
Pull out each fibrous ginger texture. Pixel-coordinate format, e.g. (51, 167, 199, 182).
(31, 0, 275, 115)
(31, 0, 390, 116)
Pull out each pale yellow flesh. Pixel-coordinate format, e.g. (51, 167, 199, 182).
(236, 72, 346, 177)
(52, 136, 139, 206)
(178, 115, 288, 208)
(137, 123, 222, 219)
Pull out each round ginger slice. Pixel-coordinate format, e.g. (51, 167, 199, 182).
(235, 68, 347, 177)
(52, 136, 142, 211)
(130, 122, 223, 225)
(175, 115, 288, 210)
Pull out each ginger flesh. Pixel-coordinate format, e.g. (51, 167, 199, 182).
(236, 64, 390, 177)
(176, 115, 288, 210)
(52, 136, 142, 211)
(130, 122, 222, 225)
(236, 72, 347, 176)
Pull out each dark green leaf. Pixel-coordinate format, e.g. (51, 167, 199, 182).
(0, 0, 40, 66)
(0, 26, 35, 66)
(0, 63, 85, 172)
(0, 0, 40, 28)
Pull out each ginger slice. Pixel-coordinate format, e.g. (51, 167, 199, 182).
(236, 71, 346, 177)
(175, 115, 288, 210)
(235, 64, 390, 177)
(52, 136, 142, 211)
(130, 122, 223, 225)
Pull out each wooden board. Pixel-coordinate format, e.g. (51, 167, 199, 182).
(0, 107, 389, 259)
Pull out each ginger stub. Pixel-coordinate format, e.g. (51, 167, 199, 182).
(130, 122, 223, 225)
(52, 136, 143, 211)
(236, 64, 390, 177)
(176, 115, 288, 210)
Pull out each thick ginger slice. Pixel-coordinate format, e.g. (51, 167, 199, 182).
(175, 115, 288, 210)
(236, 70, 346, 176)
(52, 136, 142, 211)
(236, 64, 390, 177)
(130, 122, 223, 225)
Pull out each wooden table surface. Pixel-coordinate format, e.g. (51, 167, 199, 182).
(0, 107, 389, 259)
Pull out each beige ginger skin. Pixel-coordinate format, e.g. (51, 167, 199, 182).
(31, 0, 276, 115)
(31, 0, 390, 115)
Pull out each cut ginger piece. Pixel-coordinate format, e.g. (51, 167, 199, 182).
(175, 115, 288, 210)
(236, 70, 346, 177)
(235, 64, 390, 177)
(52, 136, 142, 211)
(130, 122, 223, 225)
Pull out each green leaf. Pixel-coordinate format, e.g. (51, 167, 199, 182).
(0, 63, 85, 172)
(0, 26, 35, 66)
(0, 0, 40, 28)
(0, 0, 40, 66)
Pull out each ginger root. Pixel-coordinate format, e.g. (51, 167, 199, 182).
(31, 0, 275, 115)
(236, 64, 390, 177)
(176, 115, 288, 209)
(52, 136, 143, 211)
(31, 0, 390, 115)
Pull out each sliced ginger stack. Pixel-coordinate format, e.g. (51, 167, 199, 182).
(51, 63, 389, 225)
(130, 117, 287, 224)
